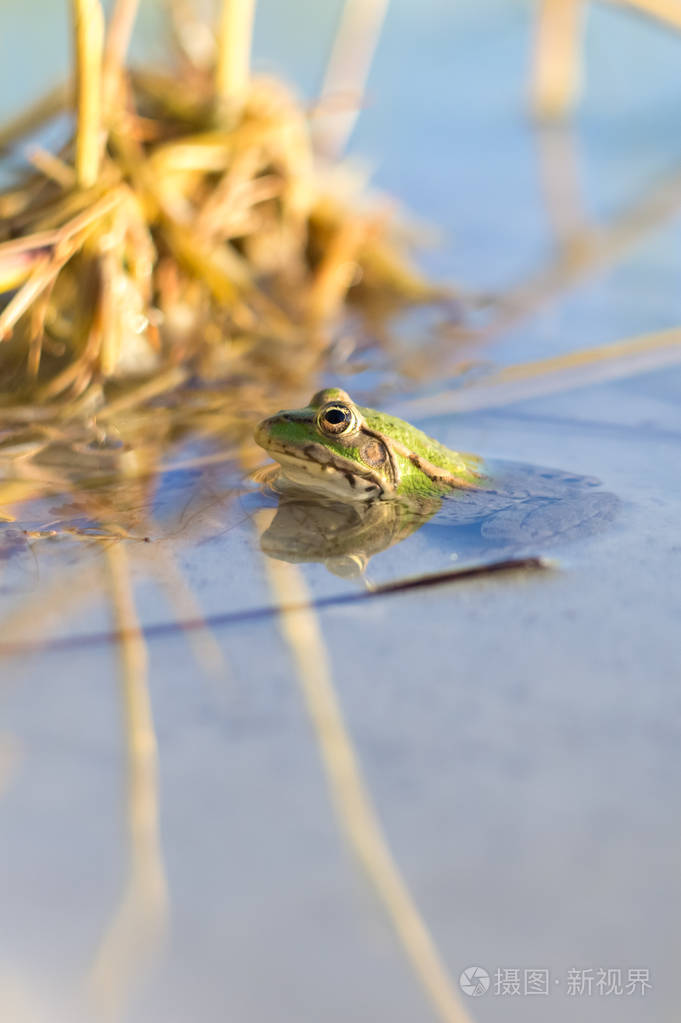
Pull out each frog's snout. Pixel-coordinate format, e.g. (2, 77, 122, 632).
(254, 417, 273, 450)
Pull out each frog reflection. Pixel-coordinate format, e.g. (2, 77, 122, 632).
(259, 492, 440, 577)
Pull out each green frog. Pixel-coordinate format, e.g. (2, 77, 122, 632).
(254, 387, 486, 502)
(255, 388, 619, 573)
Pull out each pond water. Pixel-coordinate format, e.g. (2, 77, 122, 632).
(1, 3, 681, 1023)
(255, 456, 619, 577)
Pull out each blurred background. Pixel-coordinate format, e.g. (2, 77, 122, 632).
(1, 2, 680, 1022)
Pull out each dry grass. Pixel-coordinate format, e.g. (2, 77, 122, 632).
(0, 0, 436, 525)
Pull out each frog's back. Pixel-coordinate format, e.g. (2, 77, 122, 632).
(360, 406, 485, 482)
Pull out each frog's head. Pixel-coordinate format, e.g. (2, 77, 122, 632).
(255, 388, 398, 501)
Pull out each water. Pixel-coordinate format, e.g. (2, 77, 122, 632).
(1, 3, 681, 1023)
(257, 458, 618, 579)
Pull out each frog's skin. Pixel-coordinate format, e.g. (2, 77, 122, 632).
(255, 388, 486, 502)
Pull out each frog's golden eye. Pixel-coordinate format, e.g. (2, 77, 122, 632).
(317, 402, 357, 436)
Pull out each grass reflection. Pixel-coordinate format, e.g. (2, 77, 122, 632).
(260, 535, 475, 1023)
(87, 543, 169, 1021)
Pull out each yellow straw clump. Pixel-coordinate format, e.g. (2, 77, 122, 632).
(0, 0, 432, 417)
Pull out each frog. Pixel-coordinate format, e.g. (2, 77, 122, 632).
(254, 387, 487, 502)
(254, 388, 620, 571)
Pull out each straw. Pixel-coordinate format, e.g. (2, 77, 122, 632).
(72, 0, 105, 187)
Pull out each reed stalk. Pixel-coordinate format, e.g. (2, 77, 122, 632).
(613, 0, 681, 29)
(72, 0, 105, 187)
(102, 0, 141, 108)
(313, 0, 390, 159)
(532, 0, 586, 119)
(215, 0, 256, 116)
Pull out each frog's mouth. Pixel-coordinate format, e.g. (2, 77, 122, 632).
(259, 436, 390, 501)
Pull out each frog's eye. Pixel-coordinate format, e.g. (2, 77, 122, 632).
(317, 402, 357, 436)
